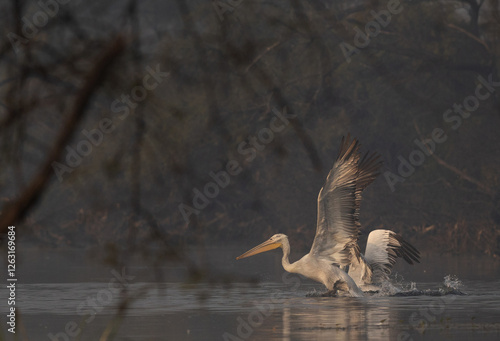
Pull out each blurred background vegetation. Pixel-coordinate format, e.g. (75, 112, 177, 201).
(1, 0, 499, 263)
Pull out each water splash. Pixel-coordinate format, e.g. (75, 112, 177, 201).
(443, 275, 462, 290)
(376, 280, 403, 296)
(369, 276, 466, 297)
(392, 275, 466, 297)
(305, 275, 466, 298)
(437, 275, 464, 295)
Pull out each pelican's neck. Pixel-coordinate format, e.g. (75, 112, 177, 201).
(280, 237, 294, 272)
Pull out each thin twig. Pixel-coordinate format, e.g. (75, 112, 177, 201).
(413, 119, 495, 198)
(447, 23, 490, 53)
(245, 40, 281, 73)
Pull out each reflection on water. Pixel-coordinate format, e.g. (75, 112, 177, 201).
(3, 280, 500, 340)
(1, 247, 500, 340)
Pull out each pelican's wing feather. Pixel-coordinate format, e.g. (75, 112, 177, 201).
(356, 151, 383, 192)
(353, 150, 383, 233)
(364, 229, 420, 283)
(310, 135, 362, 267)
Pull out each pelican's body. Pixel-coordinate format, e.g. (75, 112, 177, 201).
(236, 135, 420, 297)
(272, 235, 364, 297)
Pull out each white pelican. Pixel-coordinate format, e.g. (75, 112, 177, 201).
(236, 135, 420, 297)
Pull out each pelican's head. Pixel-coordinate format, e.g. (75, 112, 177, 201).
(236, 234, 288, 260)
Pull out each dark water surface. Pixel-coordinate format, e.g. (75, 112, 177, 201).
(1, 246, 500, 340)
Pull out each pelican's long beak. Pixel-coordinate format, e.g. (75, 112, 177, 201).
(236, 239, 282, 260)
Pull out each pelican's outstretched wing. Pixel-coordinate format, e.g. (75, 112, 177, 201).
(310, 135, 380, 267)
(353, 149, 383, 241)
(364, 229, 420, 283)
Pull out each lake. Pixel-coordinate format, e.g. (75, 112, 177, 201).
(1, 246, 500, 340)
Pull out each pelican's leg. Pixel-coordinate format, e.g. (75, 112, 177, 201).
(321, 288, 337, 297)
(321, 281, 345, 297)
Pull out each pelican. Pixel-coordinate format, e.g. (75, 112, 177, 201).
(236, 135, 420, 297)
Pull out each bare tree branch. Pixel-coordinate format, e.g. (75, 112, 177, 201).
(0, 36, 126, 236)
